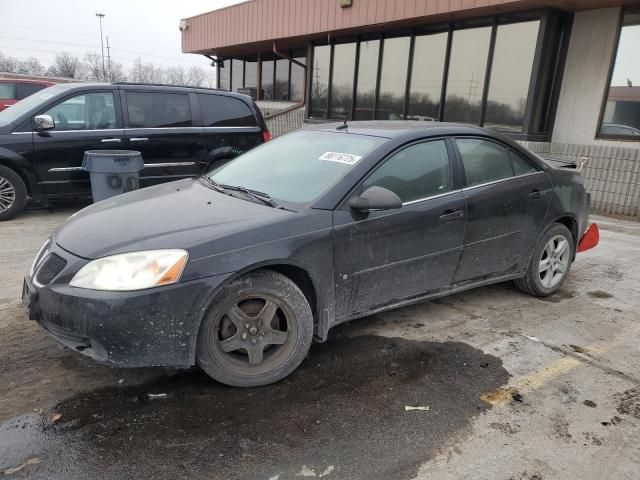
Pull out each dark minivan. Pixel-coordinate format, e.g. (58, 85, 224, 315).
(0, 83, 269, 220)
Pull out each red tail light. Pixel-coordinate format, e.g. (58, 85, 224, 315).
(262, 130, 272, 142)
(577, 223, 599, 253)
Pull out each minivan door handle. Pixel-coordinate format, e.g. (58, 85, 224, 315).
(129, 137, 149, 143)
(439, 210, 464, 221)
(101, 138, 121, 143)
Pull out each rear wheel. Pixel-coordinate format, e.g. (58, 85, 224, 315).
(515, 223, 574, 297)
(0, 166, 27, 221)
(196, 270, 313, 387)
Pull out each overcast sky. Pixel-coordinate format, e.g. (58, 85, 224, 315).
(0, 0, 244, 70)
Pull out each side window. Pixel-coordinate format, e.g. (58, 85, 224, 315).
(18, 83, 47, 99)
(44, 92, 117, 131)
(363, 140, 452, 203)
(199, 94, 258, 127)
(125, 92, 192, 128)
(457, 139, 513, 187)
(510, 150, 538, 176)
(0, 83, 17, 100)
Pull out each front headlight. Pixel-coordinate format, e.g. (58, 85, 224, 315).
(69, 249, 188, 291)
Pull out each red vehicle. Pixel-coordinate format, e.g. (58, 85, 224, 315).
(0, 78, 54, 111)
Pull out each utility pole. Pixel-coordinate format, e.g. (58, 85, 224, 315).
(96, 13, 106, 81)
(106, 36, 112, 81)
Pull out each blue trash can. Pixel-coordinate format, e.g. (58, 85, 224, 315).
(82, 150, 144, 202)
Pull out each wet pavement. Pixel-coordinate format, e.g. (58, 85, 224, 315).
(1, 207, 639, 479)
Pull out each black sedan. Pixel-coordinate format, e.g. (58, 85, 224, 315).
(23, 122, 599, 386)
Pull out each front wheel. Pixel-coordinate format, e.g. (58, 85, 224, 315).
(0, 166, 27, 221)
(196, 270, 314, 387)
(514, 223, 574, 297)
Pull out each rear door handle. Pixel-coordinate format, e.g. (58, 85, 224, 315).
(439, 210, 464, 221)
(130, 137, 149, 142)
(528, 189, 545, 199)
(101, 138, 121, 143)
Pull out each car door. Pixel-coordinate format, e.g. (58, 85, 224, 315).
(32, 89, 124, 196)
(122, 89, 205, 187)
(452, 137, 552, 283)
(332, 139, 466, 317)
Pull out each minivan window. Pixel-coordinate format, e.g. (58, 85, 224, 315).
(44, 92, 117, 131)
(0, 84, 71, 128)
(126, 92, 192, 128)
(364, 140, 452, 203)
(198, 94, 257, 127)
(0, 83, 17, 100)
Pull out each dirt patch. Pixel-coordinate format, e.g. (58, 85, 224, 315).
(551, 413, 572, 441)
(587, 291, 613, 299)
(0, 334, 510, 480)
(616, 387, 640, 419)
(540, 290, 575, 303)
(583, 399, 597, 408)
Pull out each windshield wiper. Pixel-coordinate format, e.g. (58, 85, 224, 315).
(219, 184, 278, 208)
(203, 176, 226, 193)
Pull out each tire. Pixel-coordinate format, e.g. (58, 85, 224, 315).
(196, 269, 314, 387)
(514, 223, 575, 297)
(0, 165, 27, 221)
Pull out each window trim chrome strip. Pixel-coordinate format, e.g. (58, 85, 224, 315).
(461, 170, 545, 192)
(401, 189, 463, 206)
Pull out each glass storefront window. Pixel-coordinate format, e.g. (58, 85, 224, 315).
(261, 56, 274, 100)
(485, 20, 540, 132)
(354, 39, 380, 120)
(407, 32, 447, 122)
(231, 59, 244, 93)
(376, 36, 410, 120)
(443, 26, 491, 124)
(291, 52, 306, 102)
(218, 59, 230, 91)
(275, 58, 289, 100)
(599, 11, 640, 139)
(330, 43, 357, 119)
(310, 45, 331, 118)
(245, 59, 257, 92)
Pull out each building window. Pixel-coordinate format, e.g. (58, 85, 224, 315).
(291, 51, 306, 102)
(599, 11, 640, 139)
(354, 39, 380, 120)
(244, 58, 258, 96)
(310, 44, 331, 118)
(261, 54, 275, 100)
(231, 59, 244, 93)
(330, 43, 357, 119)
(407, 31, 447, 121)
(443, 26, 491, 124)
(485, 20, 540, 132)
(275, 58, 289, 100)
(219, 59, 230, 91)
(376, 36, 411, 120)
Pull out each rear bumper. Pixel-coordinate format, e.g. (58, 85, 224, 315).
(23, 243, 233, 368)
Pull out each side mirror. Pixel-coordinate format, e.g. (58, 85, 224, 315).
(349, 186, 402, 212)
(33, 114, 55, 131)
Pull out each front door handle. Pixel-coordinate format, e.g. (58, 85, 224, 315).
(101, 138, 121, 143)
(439, 210, 464, 221)
(130, 137, 149, 143)
(528, 189, 544, 199)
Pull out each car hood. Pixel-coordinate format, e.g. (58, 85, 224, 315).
(54, 179, 296, 259)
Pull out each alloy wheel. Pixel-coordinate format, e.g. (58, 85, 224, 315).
(538, 234, 570, 289)
(0, 176, 16, 213)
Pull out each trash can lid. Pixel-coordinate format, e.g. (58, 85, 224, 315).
(82, 150, 144, 173)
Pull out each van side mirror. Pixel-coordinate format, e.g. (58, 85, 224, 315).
(349, 186, 402, 212)
(33, 114, 55, 131)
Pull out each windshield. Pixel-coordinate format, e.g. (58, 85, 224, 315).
(0, 84, 72, 127)
(208, 130, 386, 205)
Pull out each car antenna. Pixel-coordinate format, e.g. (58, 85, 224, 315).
(336, 110, 350, 130)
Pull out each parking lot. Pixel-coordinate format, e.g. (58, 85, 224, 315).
(1, 206, 639, 480)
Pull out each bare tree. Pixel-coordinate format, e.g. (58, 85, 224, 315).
(107, 60, 127, 82)
(48, 52, 81, 78)
(165, 65, 188, 85)
(186, 66, 207, 87)
(0, 52, 21, 73)
(18, 57, 45, 76)
(83, 52, 104, 81)
(131, 58, 165, 84)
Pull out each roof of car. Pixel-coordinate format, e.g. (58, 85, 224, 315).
(307, 120, 495, 139)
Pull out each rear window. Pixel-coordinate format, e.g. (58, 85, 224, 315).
(198, 94, 257, 127)
(125, 91, 192, 128)
(17, 82, 48, 99)
(0, 83, 17, 100)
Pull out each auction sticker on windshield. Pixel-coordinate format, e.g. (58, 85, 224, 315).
(319, 152, 362, 165)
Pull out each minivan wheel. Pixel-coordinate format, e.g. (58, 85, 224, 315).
(514, 223, 574, 297)
(197, 270, 314, 387)
(0, 166, 27, 221)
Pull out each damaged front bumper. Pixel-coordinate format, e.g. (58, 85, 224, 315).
(22, 242, 232, 368)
